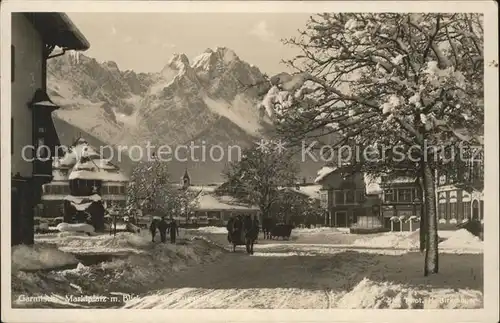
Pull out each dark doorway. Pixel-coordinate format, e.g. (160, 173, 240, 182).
(472, 200, 479, 220)
(335, 211, 348, 227)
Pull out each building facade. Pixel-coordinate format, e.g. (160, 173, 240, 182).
(167, 170, 260, 226)
(11, 13, 90, 245)
(435, 155, 484, 229)
(379, 176, 422, 231)
(315, 166, 372, 227)
(40, 138, 128, 230)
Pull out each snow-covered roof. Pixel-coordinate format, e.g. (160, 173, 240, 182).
(364, 175, 382, 195)
(194, 193, 259, 211)
(382, 176, 417, 185)
(314, 166, 337, 183)
(282, 185, 322, 200)
(170, 183, 219, 193)
(57, 140, 101, 168)
(51, 137, 128, 183)
(68, 169, 128, 182)
(51, 169, 69, 181)
(71, 201, 93, 211)
(64, 194, 102, 204)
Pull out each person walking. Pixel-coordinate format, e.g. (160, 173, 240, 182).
(158, 216, 168, 243)
(253, 215, 260, 240)
(167, 218, 179, 244)
(149, 218, 158, 242)
(226, 216, 234, 243)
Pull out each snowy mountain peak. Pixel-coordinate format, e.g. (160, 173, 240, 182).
(168, 53, 190, 69)
(103, 60, 120, 71)
(215, 46, 238, 63)
(192, 46, 239, 72)
(156, 53, 193, 86)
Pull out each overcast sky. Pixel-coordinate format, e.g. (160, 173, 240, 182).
(67, 13, 312, 75)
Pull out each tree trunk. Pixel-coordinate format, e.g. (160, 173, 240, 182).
(416, 169, 426, 253)
(419, 200, 426, 252)
(422, 162, 439, 275)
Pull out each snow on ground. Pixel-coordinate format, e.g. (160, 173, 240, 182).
(12, 232, 226, 308)
(439, 229, 483, 253)
(352, 229, 483, 254)
(353, 230, 421, 250)
(123, 243, 483, 309)
(293, 226, 350, 235)
(193, 226, 228, 234)
(11, 243, 79, 272)
(13, 228, 483, 309)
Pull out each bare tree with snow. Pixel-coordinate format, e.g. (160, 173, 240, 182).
(126, 157, 197, 220)
(262, 13, 485, 275)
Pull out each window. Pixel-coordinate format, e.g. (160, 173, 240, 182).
(463, 202, 471, 220)
(11, 118, 14, 155)
(438, 204, 446, 219)
(398, 189, 412, 203)
(320, 192, 328, 208)
(413, 188, 420, 200)
(118, 186, 126, 194)
(106, 186, 120, 195)
(11, 45, 15, 82)
(384, 189, 395, 202)
(439, 175, 446, 185)
(37, 138, 47, 158)
(449, 202, 457, 220)
(38, 127, 46, 134)
(345, 190, 355, 204)
(356, 190, 365, 203)
(334, 191, 345, 205)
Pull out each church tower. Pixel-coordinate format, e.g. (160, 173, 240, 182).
(181, 168, 191, 189)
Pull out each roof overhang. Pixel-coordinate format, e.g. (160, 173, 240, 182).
(28, 88, 59, 110)
(23, 12, 90, 51)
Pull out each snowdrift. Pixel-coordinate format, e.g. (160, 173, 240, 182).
(352, 231, 420, 249)
(57, 223, 95, 235)
(12, 244, 79, 272)
(336, 277, 482, 309)
(294, 227, 350, 235)
(193, 226, 227, 234)
(352, 229, 483, 253)
(12, 233, 226, 308)
(439, 229, 483, 253)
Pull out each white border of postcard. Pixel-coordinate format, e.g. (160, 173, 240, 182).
(1, 1, 498, 322)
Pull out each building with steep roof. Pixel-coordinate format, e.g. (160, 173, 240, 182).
(40, 137, 129, 229)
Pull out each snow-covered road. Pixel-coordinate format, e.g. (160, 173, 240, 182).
(122, 244, 344, 309)
(121, 242, 483, 309)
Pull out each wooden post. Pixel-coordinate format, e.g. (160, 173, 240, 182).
(391, 220, 394, 232)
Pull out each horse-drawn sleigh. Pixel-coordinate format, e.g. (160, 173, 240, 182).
(226, 216, 259, 254)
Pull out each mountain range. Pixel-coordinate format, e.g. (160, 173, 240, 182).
(48, 47, 329, 184)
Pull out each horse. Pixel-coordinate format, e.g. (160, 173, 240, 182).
(243, 216, 259, 255)
(228, 216, 245, 252)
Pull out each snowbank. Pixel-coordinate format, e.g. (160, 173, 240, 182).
(12, 244, 78, 272)
(353, 231, 420, 249)
(352, 228, 484, 254)
(439, 229, 483, 253)
(294, 227, 350, 235)
(12, 233, 226, 308)
(194, 226, 227, 234)
(57, 223, 95, 235)
(336, 277, 482, 309)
